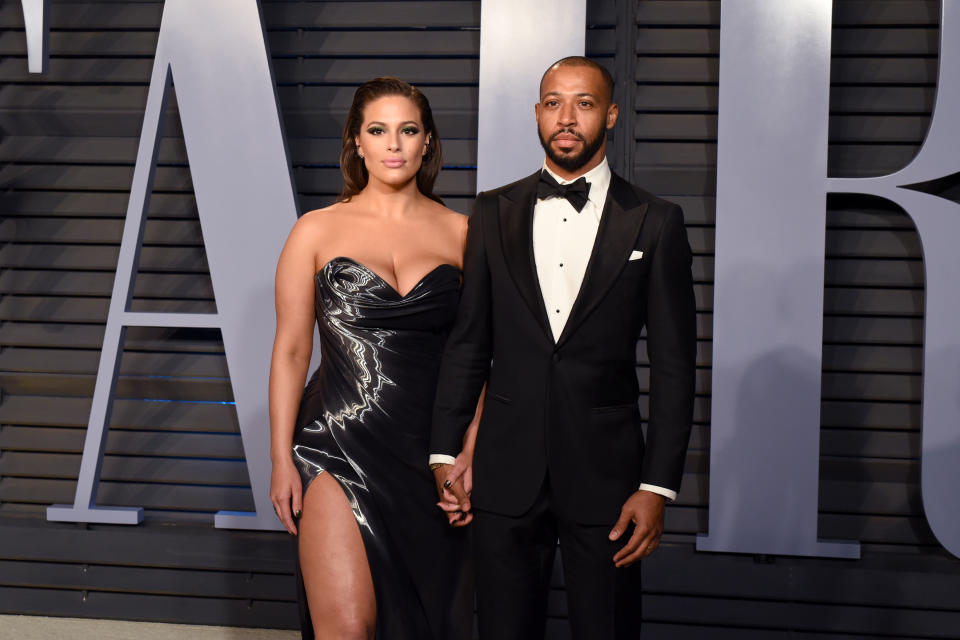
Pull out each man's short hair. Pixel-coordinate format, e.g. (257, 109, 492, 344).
(540, 56, 615, 102)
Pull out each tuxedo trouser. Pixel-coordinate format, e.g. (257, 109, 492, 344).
(473, 476, 643, 640)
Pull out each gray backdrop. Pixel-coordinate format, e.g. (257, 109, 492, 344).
(2, 0, 959, 637)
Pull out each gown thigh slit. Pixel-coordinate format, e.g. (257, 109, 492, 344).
(291, 257, 472, 640)
(297, 470, 375, 636)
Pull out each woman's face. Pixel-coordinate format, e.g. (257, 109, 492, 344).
(355, 95, 429, 189)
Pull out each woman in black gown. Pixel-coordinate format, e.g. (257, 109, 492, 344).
(268, 77, 477, 639)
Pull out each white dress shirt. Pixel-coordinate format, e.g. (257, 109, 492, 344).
(431, 158, 676, 502)
(534, 161, 610, 341)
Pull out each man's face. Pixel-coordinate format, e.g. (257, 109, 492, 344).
(536, 65, 618, 173)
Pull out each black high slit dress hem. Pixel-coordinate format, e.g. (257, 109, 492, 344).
(290, 257, 472, 640)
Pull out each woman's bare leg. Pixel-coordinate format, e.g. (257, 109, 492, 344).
(299, 472, 376, 639)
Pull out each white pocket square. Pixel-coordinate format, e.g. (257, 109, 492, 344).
(629, 250, 644, 261)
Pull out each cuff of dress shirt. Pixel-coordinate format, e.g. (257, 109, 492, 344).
(429, 454, 457, 467)
(639, 483, 677, 502)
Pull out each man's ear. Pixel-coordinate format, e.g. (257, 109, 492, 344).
(606, 102, 619, 129)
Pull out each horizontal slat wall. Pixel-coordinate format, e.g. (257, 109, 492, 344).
(3, 0, 960, 638)
(631, 1, 960, 639)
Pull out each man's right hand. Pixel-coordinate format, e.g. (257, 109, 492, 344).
(432, 463, 472, 526)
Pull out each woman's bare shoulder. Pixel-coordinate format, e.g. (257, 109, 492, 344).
(422, 201, 468, 257)
(425, 200, 468, 230)
(295, 202, 357, 238)
(298, 202, 348, 226)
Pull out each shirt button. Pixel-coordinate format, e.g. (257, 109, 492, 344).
(555, 309, 560, 313)
(563, 218, 568, 222)
(559, 263, 564, 267)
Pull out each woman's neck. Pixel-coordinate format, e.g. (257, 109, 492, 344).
(354, 177, 425, 217)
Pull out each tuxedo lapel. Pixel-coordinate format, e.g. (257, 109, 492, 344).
(498, 172, 552, 339)
(556, 173, 648, 348)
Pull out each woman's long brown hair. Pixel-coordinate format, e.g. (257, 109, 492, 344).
(339, 77, 443, 204)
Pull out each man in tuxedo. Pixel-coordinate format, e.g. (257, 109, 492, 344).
(430, 56, 697, 640)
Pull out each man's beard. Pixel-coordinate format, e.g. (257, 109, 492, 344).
(538, 125, 605, 172)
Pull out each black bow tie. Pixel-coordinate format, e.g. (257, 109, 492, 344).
(537, 171, 591, 213)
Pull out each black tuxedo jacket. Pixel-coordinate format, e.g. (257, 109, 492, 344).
(431, 170, 696, 524)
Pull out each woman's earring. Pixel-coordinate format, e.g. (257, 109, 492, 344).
(357, 148, 364, 159)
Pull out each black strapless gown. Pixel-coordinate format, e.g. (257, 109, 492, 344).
(291, 256, 472, 640)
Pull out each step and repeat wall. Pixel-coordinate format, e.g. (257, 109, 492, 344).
(2, 1, 959, 638)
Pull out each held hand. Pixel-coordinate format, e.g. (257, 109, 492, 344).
(270, 456, 303, 536)
(447, 447, 474, 499)
(435, 386, 483, 527)
(436, 447, 474, 526)
(433, 464, 470, 513)
(609, 490, 666, 567)
(436, 497, 474, 526)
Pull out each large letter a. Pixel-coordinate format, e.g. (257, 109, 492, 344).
(47, 0, 298, 530)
